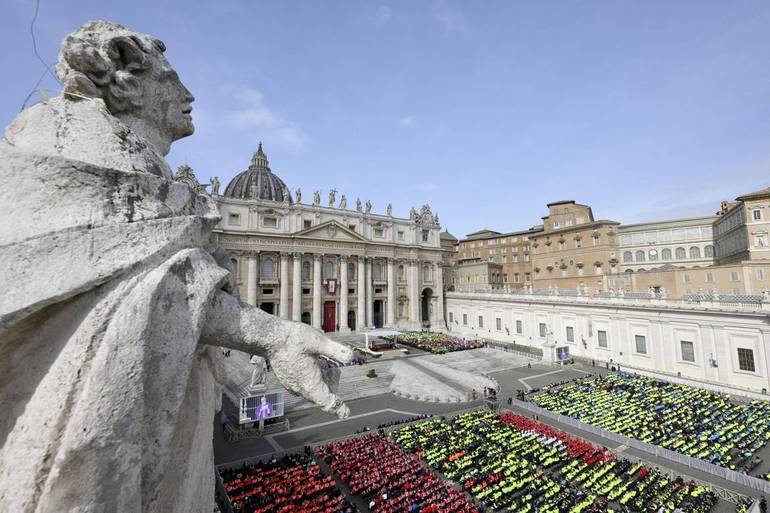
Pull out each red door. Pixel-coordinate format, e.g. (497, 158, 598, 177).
(323, 301, 336, 333)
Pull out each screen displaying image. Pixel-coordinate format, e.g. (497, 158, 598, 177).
(556, 346, 570, 361)
(239, 391, 285, 424)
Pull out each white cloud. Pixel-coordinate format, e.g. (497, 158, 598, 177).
(432, 0, 466, 34)
(399, 115, 416, 127)
(375, 5, 392, 25)
(221, 85, 308, 152)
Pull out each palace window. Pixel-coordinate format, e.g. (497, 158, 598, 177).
(496, 318, 502, 331)
(422, 265, 432, 282)
(463, 314, 468, 326)
(262, 216, 277, 228)
(635, 335, 647, 354)
(730, 271, 740, 282)
(261, 258, 275, 278)
(539, 323, 547, 338)
(753, 209, 762, 221)
(478, 316, 484, 328)
(449, 312, 454, 323)
(374, 228, 384, 238)
(373, 262, 383, 281)
(398, 230, 404, 240)
(623, 251, 633, 262)
(323, 261, 335, 279)
(635, 250, 645, 262)
(597, 330, 608, 348)
(516, 320, 522, 334)
(661, 248, 672, 260)
(705, 272, 714, 283)
(228, 213, 241, 225)
(348, 262, 356, 281)
(738, 348, 756, 372)
(304, 220, 312, 229)
(704, 245, 715, 258)
(422, 230, 430, 242)
(690, 246, 701, 259)
(302, 261, 311, 281)
(680, 340, 695, 362)
(398, 265, 405, 281)
(675, 247, 686, 259)
(757, 235, 767, 248)
(566, 326, 574, 342)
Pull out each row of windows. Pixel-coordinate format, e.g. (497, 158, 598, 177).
(454, 314, 757, 373)
(237, 258, 434, 282)
(623, 245, 714, 263)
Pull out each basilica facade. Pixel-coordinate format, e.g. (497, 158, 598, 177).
(207, 144, 446, 333)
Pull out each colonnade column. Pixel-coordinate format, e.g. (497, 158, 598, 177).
(387, 258, 396, 327)
(312, 254, 322, 330)
(434, 262, 444, 328)
(339, 256, 350, 333)
(246, 253, 258, 306)
(279, 252, 290, 319)
(409, 258, 420, 329)
(365, 257, 374, 328)
(292, 253, 302, 322)
(357, 256, 366, 330)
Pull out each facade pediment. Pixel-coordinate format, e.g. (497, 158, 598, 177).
(294, 220, 369, 242)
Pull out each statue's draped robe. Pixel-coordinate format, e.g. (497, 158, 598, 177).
(0, 139, 232, 512)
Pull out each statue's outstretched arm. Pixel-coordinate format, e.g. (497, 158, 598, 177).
(200, 290, 354, 418)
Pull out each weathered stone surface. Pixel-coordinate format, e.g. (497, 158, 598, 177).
(0, 20, 352, 513)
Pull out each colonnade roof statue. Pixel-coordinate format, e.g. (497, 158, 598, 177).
(0, 20, 353, 513)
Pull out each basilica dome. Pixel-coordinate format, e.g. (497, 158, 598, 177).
(223, 143, 291, 202)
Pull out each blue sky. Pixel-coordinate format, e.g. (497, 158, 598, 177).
(3, 1, 770, 237)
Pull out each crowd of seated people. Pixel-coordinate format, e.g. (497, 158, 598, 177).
(387, 332, 484, 354)
(390, 410, 719, 513)
(530, 373, 770, 473)
(354, 414, 435, 434)
(219, 451, 356, 513)
(316, 433, 479, 513)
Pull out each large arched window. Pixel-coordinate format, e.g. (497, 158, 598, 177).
(704, 245, 715, 258)
(635, 250, 646, 262)
(347, 262, 356, 281)
(422, 265, 432, 282)
(689, 246, 701, 259)
(398, 264, 405, 281)
(675, 247, 686, 259)
(261, 257, 275, 278)
(623, 251, 633, 262)
(661, 248, 672, 260)
(323, 260, 335, 279)
(302, 261, 311, 281)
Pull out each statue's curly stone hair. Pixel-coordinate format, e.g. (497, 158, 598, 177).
(55, 20, 164, 114)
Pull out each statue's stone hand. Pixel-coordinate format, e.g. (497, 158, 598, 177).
(201, 290, 353, 418)
(265, 322, 353, 418)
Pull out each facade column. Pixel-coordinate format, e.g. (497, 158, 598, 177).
(409, 259, 420, 329)
(246, 253, 258, 306)
(279, 252, 290, 319)
(434, 261, 444, 329)
(366, 257, 374, 328)
(357, 256, 366, 331)
(312, 254, 322, 330)
(387, 258, 396, 327)
(339, 255, 350, 333)
(292, 253, 302, 322)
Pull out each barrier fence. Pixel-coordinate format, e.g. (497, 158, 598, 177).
(512, 398, 770, 495)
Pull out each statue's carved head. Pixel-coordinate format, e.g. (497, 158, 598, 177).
(56, 21, 194, 155)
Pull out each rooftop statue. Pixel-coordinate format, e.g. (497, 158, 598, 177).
(0, 20, 353, 513)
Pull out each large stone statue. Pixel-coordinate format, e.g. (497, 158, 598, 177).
(313, 190, 321, 205)
(356, 197, 362, 212)
(328, 188, 337, 207)
(365, 199, 372, 213)
(210, 175, 220, 195)
(295, 187, 302, 203)
(249, 354, 268, 390)
(0, 21, 353, 513)
(339, 194, 347, 209)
